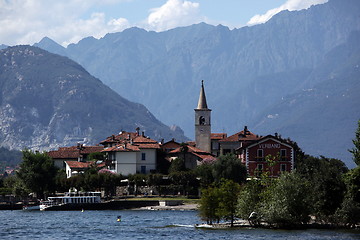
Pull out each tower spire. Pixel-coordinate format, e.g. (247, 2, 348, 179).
(197, 80, 208, 109)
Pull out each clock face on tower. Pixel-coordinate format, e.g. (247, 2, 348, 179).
(199, 116, 205, 125)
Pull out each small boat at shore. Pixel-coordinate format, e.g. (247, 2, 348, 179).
(23, 205, 40, 211)
(40, 191, 101, 211)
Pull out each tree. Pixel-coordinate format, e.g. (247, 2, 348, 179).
(237, 179, 263, 221)
(296, 155, 348, 221)
(198, 185, 221, 224)
(17, 150, 58, 199)
(349, 119, 360, 165)
(335, 166, 360, 227)
(196, 160, 215, 188)
(212, 154, 247, 184)
(168, 157, 186, 173)
(169, 170, 198, 196)
(260, 172, 311, 228)
(217, 179, 241, 227)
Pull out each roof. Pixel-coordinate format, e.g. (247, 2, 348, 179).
(65, 161, 105, 169)
(219, 127, 259, 142)
(237, 135, 295, 151)
(161, 139, 181, 149)
(211, 133, 227, 140)
(102, 144, 140, 152)
(65, 161, 92, 169)
(196, 80, 209, 110)
(47, 145, 104, 159)
(169, 145, 213, 155)
(132, 135, 158, 144)
(100, 130, 160, 149)
(169, 145, 216, 162)
(100, 131, 139, 145)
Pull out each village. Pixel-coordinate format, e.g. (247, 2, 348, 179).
(49, 81, 296, 181)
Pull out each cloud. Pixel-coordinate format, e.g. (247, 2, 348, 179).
(247, 0, 328, 26)
(0, 0, 131, 47)
(145, 0, 204, 32)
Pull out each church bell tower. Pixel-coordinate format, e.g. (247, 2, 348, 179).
(195, 80, 211, 153)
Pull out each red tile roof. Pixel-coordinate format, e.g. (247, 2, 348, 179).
(47, 145, 104, 159)
(65, 161, 92, 169)
(133, 135, 158, 144)
(211, 133, 227, 140)
(100, 131, 160, 149)
(169, 145, 210, 154)
(100, 131, 139, 144)
(65, 161, 105, 169)
(219, 129, 259, 142)
(102, 144, 140, 152)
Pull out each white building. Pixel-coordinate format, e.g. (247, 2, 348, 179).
(101, 131, 160, 175)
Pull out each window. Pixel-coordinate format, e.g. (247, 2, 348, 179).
(199, 116, 205, 125)
(257, 149, 264, 161)
(223, 149, 231, 155)
(280, 149, 287, 160)
(141, 153, 146, 161)
(255, 164, 263, 177)
(141, 166, 146, 174)
(280, 164, 287, 172)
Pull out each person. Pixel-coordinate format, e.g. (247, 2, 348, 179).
(117, 216, 121, 222)
(248, 211, 259, 226)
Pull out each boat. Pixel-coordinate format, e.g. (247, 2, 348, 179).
(40, 191, 101, 211)
(22, 205, 40, 211)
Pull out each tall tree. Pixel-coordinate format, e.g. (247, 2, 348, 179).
(17, 150, 58, 199)
(217, 179, 241, 227)
(198, 185, 221, 224)
(260, 172, 311, 227)
(212, 154, 247, 184)
(349, 119, 360, 166)
(296, 155, 348, 221)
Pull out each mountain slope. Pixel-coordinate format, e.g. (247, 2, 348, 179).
(253, 31, 360, 167)
(0, 46, 187, 151)
(34, 0, 360, 166)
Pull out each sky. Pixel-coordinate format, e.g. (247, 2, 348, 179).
(0, 0, 327, 47)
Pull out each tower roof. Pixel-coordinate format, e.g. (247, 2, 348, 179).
(196, 80, 208, 109)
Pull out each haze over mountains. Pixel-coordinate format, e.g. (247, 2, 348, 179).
(31, 0, 360, 167)
(0, 46, 187, 151)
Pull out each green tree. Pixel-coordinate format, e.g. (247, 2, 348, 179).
(349, 119, 360, 165)
(196, 160, 215, 188)
(87, 152, 105, 161)
(335, 166, 360, 227)
(17, 150, 58, 199)
(260, 172, 311, 228)
(297, 155, 348, 221)
(237, 179, 263, 220)
(147, 173, 164, 196)
(212, 154, 247, 184)
(169, 170, 198, 196)
(217, 179, 241, 227)
(198, 185, 221, 224)
(169, 157, 186, 173)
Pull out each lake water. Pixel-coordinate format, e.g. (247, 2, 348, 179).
(1, 210, 359, 240)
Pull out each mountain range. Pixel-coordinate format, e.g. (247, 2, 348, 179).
(32, 0, 360, 167)
(0, 46, 187, 151)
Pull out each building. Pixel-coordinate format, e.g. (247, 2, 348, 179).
(160, 139, 181, 153)
(210, 133, 227, 157)
(195, 80, 212, 153)
(65, 161, 105, 178)
(218, 126, 260, 156)
(237, 134, 295, 177)
(47, 144, 104, 169)
(168, 145, 216, 170)
(101, 129, 160, 175)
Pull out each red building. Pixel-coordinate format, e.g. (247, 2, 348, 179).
(237, 134, 295, 177)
